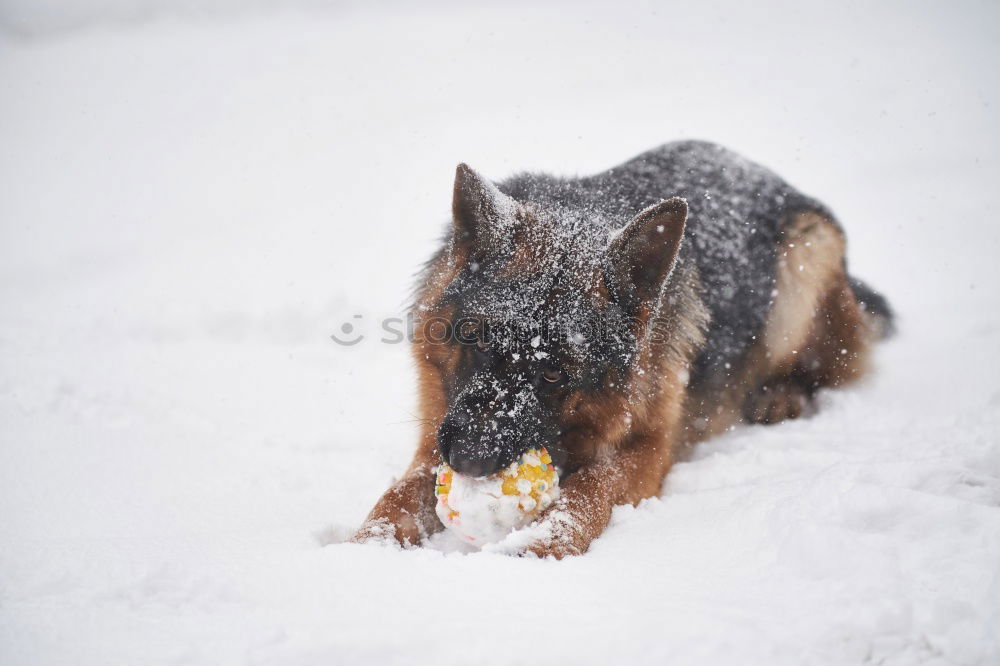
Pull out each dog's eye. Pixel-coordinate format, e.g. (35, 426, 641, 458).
(541, 367, 563, 383)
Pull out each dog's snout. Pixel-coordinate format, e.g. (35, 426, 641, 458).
(437, 416, 503, 477)
(436, 377, 556, 478)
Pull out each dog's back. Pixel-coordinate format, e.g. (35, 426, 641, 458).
(498, 140, 889, 396)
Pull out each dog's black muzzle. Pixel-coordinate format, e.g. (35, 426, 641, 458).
(437, 377, 557, 477)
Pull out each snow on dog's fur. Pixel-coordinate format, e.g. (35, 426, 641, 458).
(354, 140, 893, 557)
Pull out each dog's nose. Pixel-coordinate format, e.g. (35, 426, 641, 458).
(447, 449, 500, 478)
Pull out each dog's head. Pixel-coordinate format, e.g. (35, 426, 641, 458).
(415, 164, 687, 477)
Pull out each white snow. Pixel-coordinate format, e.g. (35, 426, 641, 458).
(1, 1, 999, 665)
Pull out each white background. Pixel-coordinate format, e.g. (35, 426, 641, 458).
(1, 1, 998, 664)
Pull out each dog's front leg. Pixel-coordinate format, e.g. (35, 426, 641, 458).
(523, 437, 671, 559)
(351, 461, 441, 547)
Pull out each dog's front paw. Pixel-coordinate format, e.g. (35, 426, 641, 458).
(352, 472, 441, 548)
(522, 537, 583, 560)
(350, 518, 405, 546)
(516, 506, 590, 559)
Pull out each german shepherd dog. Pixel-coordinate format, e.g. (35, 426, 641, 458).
(353, 140, 893, 558)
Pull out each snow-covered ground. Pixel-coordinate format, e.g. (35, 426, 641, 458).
(1, 1, 999, 664)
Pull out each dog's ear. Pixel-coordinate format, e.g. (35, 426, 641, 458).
(452, 163, 516, 251)
(606, 198, 687, 309)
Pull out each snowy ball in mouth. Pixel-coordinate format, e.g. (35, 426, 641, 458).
(434, 448, 560, 546)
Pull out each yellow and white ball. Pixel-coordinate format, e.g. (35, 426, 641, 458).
(434, 448, 560, 545)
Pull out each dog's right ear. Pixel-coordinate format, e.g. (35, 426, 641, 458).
(606, 197, 688, 310)
(452, 163, 516, 250)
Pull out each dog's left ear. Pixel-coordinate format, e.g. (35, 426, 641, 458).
(606, 198, 687, 308)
